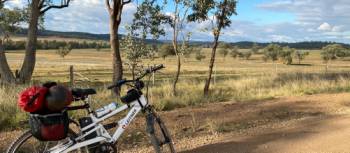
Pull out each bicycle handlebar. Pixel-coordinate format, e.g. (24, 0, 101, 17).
(107, 64, 165, 90)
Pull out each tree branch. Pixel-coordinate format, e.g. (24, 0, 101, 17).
(122, 0, 131, 5)
(40, 0, 71, 15)
(38, 0, 45, 10)
(0, 0, 9, 6)
(105, 0, 112, 14)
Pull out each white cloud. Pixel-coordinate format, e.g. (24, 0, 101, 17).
(4, 0, 350, 43)
(318, 22, 332, 31)
(257, 0, 350, 43)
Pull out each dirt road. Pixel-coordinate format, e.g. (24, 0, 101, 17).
(2, 93, 350, 153)
(181, 115, 350, 153)
(180, 93, 350, 153)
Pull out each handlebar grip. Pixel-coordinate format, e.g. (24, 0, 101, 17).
(153, 64, 165, 71)
(107, 79, 127, 89)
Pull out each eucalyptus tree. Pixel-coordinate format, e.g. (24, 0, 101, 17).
(0, 0, 71, 84)
(251, 43, 259, 54)
(321, 44, 347, 72)
(219, 43, 230, 60)
(230, 45, 239, 58)
(279, 46, 295, 65)
(195, 49, 206, 61)
(163, 0, 193, 96)
(294, 50, 309, 64)
(263, 44, 282, 72)
(0, 3, 24, 84)
(106, 0, 132, 94)
(121, 31, 148, 80)
(131, 0, 170, 64)
(188, 0, 238, 96)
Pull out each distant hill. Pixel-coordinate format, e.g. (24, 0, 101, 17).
(15, 29, 160, 44)
(13, 29, 350, 50)
(16, 29, 111, 40)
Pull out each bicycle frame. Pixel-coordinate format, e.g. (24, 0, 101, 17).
(49, 95, 149, 153)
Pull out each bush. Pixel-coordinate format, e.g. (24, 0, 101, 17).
(159, 44, 175, 59)
(195, 50, 206, 61)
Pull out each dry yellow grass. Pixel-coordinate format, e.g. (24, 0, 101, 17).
(1, 48, 350, 130)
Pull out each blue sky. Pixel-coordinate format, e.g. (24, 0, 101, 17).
(5, 0, 350, 43)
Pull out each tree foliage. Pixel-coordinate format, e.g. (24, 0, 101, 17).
(188, 0, 238, 96)
(219, 43, 230, 59)
(279, 46, 295, 65)
(251, 43, 259, 54)
(230, 45, 239, 58)
(56, 44, 72, 58)
(195, 49, 206, 61)
(132, 0, 171, 40)
(263, 44, 282, 62)
(294, 50, 309, 64)
(241, 51, 252, 60)
(0, 7, 25, 39)
(321, 44, 347, 63)
(159, 44, 175, 59)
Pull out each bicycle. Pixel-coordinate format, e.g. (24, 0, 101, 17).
(7, 64, 176, 153)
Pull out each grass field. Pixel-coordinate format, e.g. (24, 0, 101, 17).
(1, 48, 350, 131)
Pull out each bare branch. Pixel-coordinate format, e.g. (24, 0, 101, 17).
(40, 0, 71, 15)
(0, 0, 9, 5)
(122, 0, 131, 5)
(38, 0, 45, 9)
(105, 0, 112, 13)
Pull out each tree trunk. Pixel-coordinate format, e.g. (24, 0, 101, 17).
(18, 0, 40, 84)
(173, 53, 181, 96)
(109, 14, 123, 96)
(172, 3, 180, 96)
(204, 34, 220, 96)
(0, 40, 15, 84)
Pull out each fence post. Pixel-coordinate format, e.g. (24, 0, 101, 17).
(69, 65, 74, 87)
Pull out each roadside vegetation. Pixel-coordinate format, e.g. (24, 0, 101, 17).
(1, 47, 350, 131)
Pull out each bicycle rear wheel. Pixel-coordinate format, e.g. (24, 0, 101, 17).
(146, 110, 176, 153)
(6, 130, 80, 153)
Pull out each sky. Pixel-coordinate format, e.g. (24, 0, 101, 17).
(5, 0, 350, 43)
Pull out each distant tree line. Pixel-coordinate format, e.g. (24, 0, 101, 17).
(3, 40, 109, 50)
(227, 41, 350, 50)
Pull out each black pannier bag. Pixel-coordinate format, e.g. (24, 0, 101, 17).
(29, 111, 69, 141)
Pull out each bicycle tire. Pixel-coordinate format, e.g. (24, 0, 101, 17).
(6, 129, 78, 153)
(146, 111, 176, 153)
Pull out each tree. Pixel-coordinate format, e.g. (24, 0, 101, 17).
(294, 50, 309, 64)
(96, 43, 101, 51)
(159, 44, 175, 59)
(251, 43, 259, 54)
(105, 0, 132, 95)
(0, 0, 71, 84)
(241, 51, 252, 60)
(230, 46, 240, 58)
(263, 44, 282, 72)
(121, 32, 148, 80)
(0, 5, 24, 84)
(279, 46, 295, 65)
(321, 44, 346, 72)
(56, 44, 72, 58)
(219, 43, 230, 60)
(188, 0, 238, 96)
(165, 0, 193, 96)
(195, 49, 206, 61)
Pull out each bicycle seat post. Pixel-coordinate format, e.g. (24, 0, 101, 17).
(84, 96, 93, 114)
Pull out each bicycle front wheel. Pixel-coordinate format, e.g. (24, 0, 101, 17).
(146, 111, 176, 153)
(6, 130, 79, 153)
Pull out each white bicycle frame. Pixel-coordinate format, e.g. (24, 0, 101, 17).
(49, 95, 149, 153)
